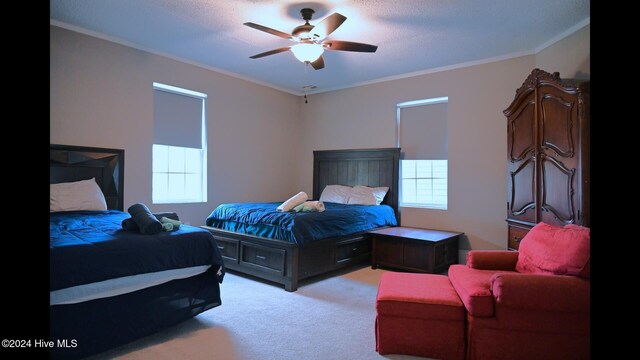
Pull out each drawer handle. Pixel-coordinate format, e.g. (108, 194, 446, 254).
(256, 255, 267, 260)
(218, 246, 225, 250)
(512, 236, 523, 243)
(352, 247, 358, 251)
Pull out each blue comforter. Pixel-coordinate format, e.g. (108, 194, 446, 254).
(50, 210, 224, 291)
(205, 202, 397, 245)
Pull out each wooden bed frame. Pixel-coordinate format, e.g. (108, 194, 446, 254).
(50, 144, 221, 359)
(202, 148, 400, 291)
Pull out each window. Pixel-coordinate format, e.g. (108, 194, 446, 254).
(152, 83, 207, 204)
(401, 160, 448, 209)
(397, 97, 448, 209)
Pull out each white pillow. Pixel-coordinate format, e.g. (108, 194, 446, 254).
(319, 185, 352, 204)
(347, 186, 389, 206)
(50, 178, 108, 212)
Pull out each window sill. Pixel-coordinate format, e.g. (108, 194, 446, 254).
(400, 204, 448, 211)
(152, 200, 206, 204)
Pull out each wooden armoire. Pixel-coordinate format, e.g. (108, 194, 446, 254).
(504, 68, 590, 250)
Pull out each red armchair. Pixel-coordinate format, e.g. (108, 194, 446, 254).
(448, 223, 590, 360)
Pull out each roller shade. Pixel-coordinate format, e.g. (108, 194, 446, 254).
(399, 102, 448, 160)
(153, 89, 203, 149)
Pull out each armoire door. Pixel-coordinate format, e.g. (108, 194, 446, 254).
(537, 84, 580, 226)
(506, 89, 536, 225)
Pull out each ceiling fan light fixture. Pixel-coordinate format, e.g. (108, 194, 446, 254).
(291, 43, 324, 63)
(245, 9, 377, 70)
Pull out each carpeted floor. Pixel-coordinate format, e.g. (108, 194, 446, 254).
(87, 265, 432, 360)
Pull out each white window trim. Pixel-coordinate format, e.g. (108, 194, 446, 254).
(153, 82, 207, 98)
(402, 203, 448, 210)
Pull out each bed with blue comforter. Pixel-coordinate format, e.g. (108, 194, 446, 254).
(51, 210, 224, 291)
(49, 144, 227, 359)
(206, 202, 397, 245)
(50, 210, 224, 359)
(201, 148, 401, 292)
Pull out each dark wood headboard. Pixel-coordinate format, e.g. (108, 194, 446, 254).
(50, 144, 125, 211)
(313, 148, 401, 219)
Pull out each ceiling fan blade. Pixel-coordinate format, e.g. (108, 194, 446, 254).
(309, 13, 347, 40)
(310, 55, 325, 70)
(244, 22, 292, 40)
(249, 47, 291, 59)
(322, 40, 378, 53)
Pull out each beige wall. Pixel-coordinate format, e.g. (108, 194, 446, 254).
(296, 57, 536, 252)
(536, 24, 590, 79)
(51, 22, 589, 250)
(295, 22, 589, 253)
(50, 25, 301, 225)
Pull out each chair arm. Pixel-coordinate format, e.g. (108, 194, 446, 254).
(491, 273, 590, 313)
(466, 250, 518, 270)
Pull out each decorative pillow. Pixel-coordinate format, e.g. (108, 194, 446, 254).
(50, 178, 108, 212)
(319, 185, 352, 204)
(516, 222, 590, 278)
(347, 185, 389, 205)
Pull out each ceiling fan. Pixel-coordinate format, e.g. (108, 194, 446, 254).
(244, 8, 378, 70)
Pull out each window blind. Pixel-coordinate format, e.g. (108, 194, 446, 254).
(153, 89, 203, 149)
(398, 102, 448, 160)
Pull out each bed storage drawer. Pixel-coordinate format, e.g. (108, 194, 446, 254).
(241, 243, 286, 276)
(215, 236, 239, 263)
(336, 237, 371, 264)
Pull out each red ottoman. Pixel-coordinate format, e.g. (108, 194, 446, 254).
(375, 272, 465, 360)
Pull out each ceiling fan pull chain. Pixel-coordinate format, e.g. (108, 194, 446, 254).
(303, 63, 310, 104)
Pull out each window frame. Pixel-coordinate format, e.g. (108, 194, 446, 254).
(396, 97, 449, 210)
(152, 82, 207, 204)
(400, 159, 448, 210)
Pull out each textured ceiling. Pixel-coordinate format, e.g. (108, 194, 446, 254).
(50, 0, 590, 95)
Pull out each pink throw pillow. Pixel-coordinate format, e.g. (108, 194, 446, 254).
(516, 222, 590, 278)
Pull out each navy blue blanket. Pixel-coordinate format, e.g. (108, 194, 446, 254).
(205, 202, 397, 245)
(50, 210, 224, 291)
